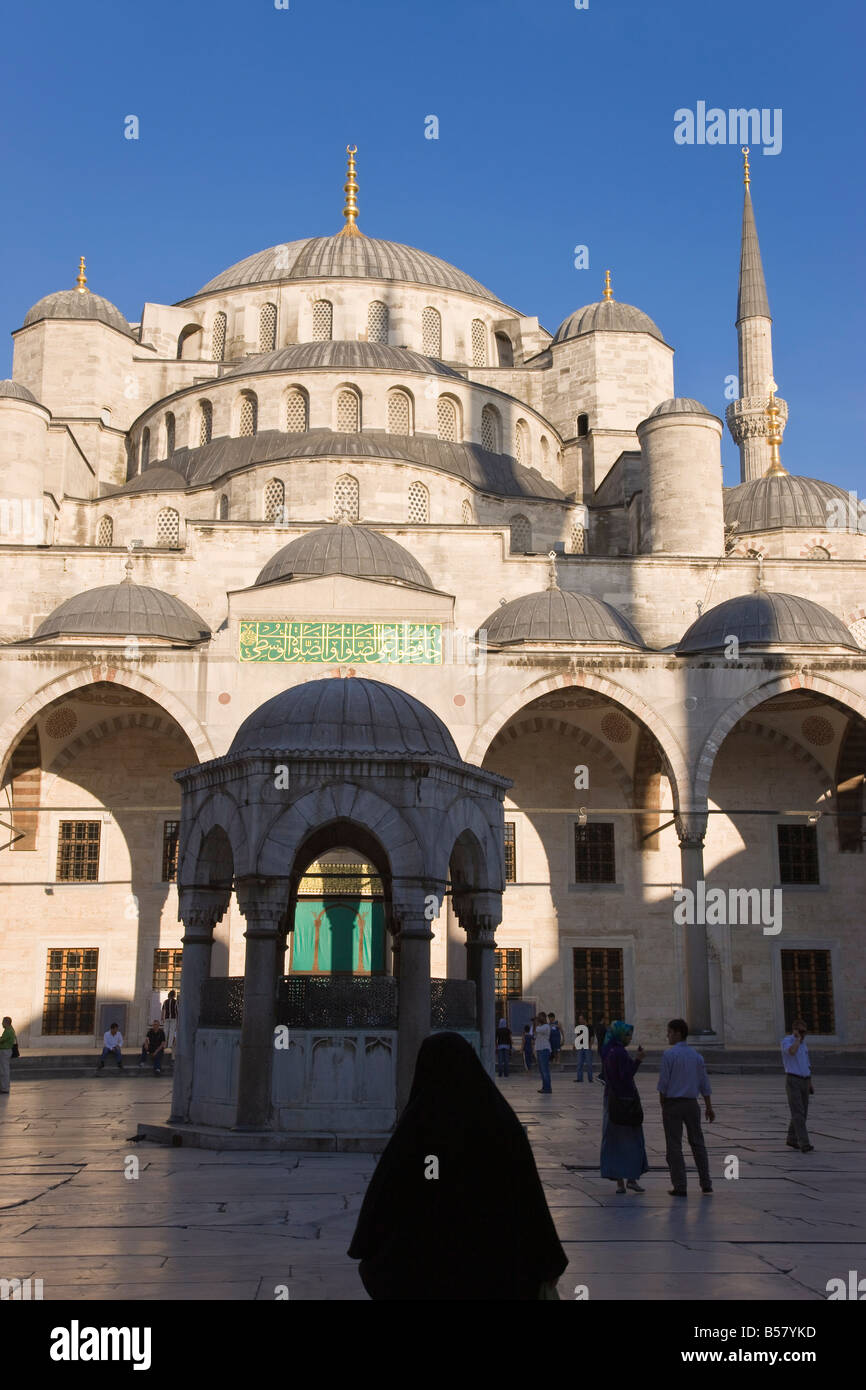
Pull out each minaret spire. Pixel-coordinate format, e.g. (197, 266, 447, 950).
(338, 144, 363, 238)
(725, 148, 788, 482)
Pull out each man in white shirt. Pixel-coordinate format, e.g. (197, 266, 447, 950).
(535, 1013, 552, 1094)
(97, 1022, 124, 1070)
(781, 1017, 814, 1152)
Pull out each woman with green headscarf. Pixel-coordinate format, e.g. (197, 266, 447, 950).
(600, 1021, 649, 1194)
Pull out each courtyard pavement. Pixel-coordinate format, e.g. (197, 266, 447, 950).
(1, 1066, 863, 1301)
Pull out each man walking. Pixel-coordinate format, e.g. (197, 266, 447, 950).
(658, 1019, 714, 1196)
(781, 1017, 814, 1152)
(495, 1017, 512, 1077)
(161, 990, 179, 1050)
(535, 1012, 552, 1094)
(574, 1012, 594, 1082)
(97, 1021, 124, 1070)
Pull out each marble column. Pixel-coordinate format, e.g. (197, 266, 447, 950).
(464, 917, 498, 1076)
(675, 812, 713, 1035)
(169, 887, 229, 1123)
(234, 877, 288, 1131)
(395, 911, 433, 1114)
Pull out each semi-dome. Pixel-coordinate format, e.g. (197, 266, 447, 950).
(677, 591, 859, 654)
(480, 588, 644, 647)
(110, 467, 189, 496)
(30, 583, 210, 643)
(256, 521, 434, 589)
(225, 341, 464, 379)
(647, 397, 715, 419)
(195, 235, 502, 303)
(724, 473, 853, 533)
(0, 379, 40, 403)
(553, 300, 666, 345)
(22, 288, 133, 337)
(228, 676, 461, 762)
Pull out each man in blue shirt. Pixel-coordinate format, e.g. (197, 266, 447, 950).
(657, 1019, 715, 1196)
(781, 1017, 814, 1152)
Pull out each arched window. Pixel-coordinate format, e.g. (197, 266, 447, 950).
(495, 332, 514, 367)
(408, 481, 429, 523)
(387, 389, 412, 435)
(96, 516, 113, 547)
(336, 388, 360, 432)
(471, 319, 486, 366)
(199, 400, 213, 446)
(165, 412, 176, 457)
(807, 545, 830, 560)
(156, 507, 180, 548)
(177, 324, 201, 359)
(217, 494, 229, 521)
(312, 300, 333, 341)
(437, 395, 459, 442)
(334, 474, 359, 521)
(577, 412, 589, 437)
(515, 419, 530, 465)
(540, 435, 549, 469)
(239, 391, 258, 437)
(481, 403, 501, 453)
(461, 498, 473, 525)
(509, 513, 531, 554)
(367, 301, 389, 343)
(259, 303, 277, 353)
(211, 312, 227, 363)
(422, 307, 442, 357)
(140, 427, 150, 471)
(285, 387, 308, 433)
(570, 522, 586, 554)
(264, 478, 285, 522)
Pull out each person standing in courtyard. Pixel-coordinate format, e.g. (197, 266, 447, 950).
(548, 1013, 562, 1065)
(496, 1017, 512, 1077)
(97, 1022, 124, 1070)
(0, 1016, 17, 1094)
(161, 990, 178, 1050)
(535, 1012, 552, 1094)
(600, 1021, 648, 1194)
(522, 1023, 534, 1071)
(781, 1016, 814, 1152)
(657, 1018, 715, 1196)
(574, 1012, 594, 1082)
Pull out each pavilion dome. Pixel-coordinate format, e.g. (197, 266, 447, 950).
(677, 591, 859, 654)
(646, 397, 715, 419)
(22, 288, 133, 337)
(255, 521, 434, 589)
(553, 299, 666, 345)
(228, 676, 461, 761)
(724, 473, 852, 533)
(480, 588, 644, 647)
(30, 583, 210, 643)
(0, 379, 40, 403)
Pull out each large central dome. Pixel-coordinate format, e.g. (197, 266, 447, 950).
(195, 235, 502, 302)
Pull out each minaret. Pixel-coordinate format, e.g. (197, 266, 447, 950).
(726, 147, 788, 481)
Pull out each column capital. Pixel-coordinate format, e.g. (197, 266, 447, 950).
(465, 921, 498, 947)
(178, 886, 230, 940)
(674, 811, 708, 847)
(393, 912, 434, 943)
(235, 876, 290, 937)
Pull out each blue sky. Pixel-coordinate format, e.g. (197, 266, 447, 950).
(1, 0, 862, 487)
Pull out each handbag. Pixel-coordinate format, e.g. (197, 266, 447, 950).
(11, 1043, 20, 1059)
(608, 1091, 643, 1127)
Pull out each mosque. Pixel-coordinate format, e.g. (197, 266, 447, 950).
(1, 145, 863, 1137)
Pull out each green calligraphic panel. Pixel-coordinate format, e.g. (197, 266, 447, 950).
(238, 619, 442, 664)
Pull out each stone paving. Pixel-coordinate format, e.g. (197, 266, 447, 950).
(1, 1066, 864, 1301)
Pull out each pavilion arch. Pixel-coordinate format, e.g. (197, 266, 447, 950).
(464, 670, 688, 810)
(255, 784, 425, 884)
(444, 794, 506, 892)
(178, 788, 250, 885)
(0, 664, 214, 783)
(694, 672, 866, 806)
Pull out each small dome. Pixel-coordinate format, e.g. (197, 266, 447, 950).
(553, 300, 666, 345)
(111, 467, 188, 495)
(677, 592, 859, 655)
(225, 341, 464, 379)
(30, 583, 210, 643)
(480, 589, 644, 647)
(256, 522, 434, 589)
(647, 398, 715, 419)
(22, 288, 132, 337)
(724, 473, 853, 533)
(0, 379, 39, 404)
(196, 235, 501, 303)
(228, 676, 460, 761)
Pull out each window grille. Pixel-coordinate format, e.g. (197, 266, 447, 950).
(57, 821, 100, 882)
(422, 307, 441, 357)
(807, 545, 830, 560)
(156, 507, 180, 548)
(199, 401, 213, 446)
(312, 300, 333, 341)
(259, 302, 277, 352)
(574, 823, 616, 883)
(781, 949, 834, 1034)
(239, 392, 257, 437)
(334, 474, 359, 520)
(515, 420, 529, 465)
(265, 478, 285, 521)
(96, 516, 113, 547)
(572, 947, 625, 1029)
(504, 822, 516, 881)
(42, 947, 99, 1035)
(494, 947, 522, 1023)
(387, 390, 411, 435)
(140, 428, 150, 470)
(408, 481, 429, 523)
(212, 312, 227, 362)
(161, 821, 180, 882)
(165, 413, 175, 456)
(336, 389, 360, 432)
(471, 319, 486, 366)
(570, 523, 586, 554)
(509, 513, 531, 553)
(367, 301, 388, 343)
(437, 396, 458, 441)
(285, 388, 307, 433)
(153, 948, 183, 992)
(218, 494, 229, 520)
(778, 825, 819, 884)
(461, 498, 473, 525)
(481, 404, 499, 452)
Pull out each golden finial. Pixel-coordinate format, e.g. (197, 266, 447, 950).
(76, 256, 87, 292)
(338, 144, 362, 238)
(764, 382, 787, 476)
(742, 146, 751, 188)
(602, 269, 613, 302)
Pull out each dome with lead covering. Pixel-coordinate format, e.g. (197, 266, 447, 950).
(480, 589, 645, 647)
(0, 379, 40, 403)
(553, 300, 666, 345)
(22, 288, 133, 337)
(225, 341, 464, 378)
(646, 398, 715, 419)
(677, 592, 859, 654)
(724, 473, 853, 533)
(228, 676, 461, 761)
(30, 583, 210, 643)
(255, 522, 434, 589)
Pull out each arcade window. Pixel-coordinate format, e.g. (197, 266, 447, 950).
(494, 948, 523, 1022)
(504, 822, 516, 882)
(153, 948, 183, 992)
(572, 948, 624, 1032)
(42, 947, 99, 1035)
(56, 821, 100, 882)
(574, 822, 615, 883)
(781, 949, 834, 1035)
(778, 824, 819, 884)
(162, 820, 180, 881)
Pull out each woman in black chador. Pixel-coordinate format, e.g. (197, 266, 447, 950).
(348, 1032, 568, 1300)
